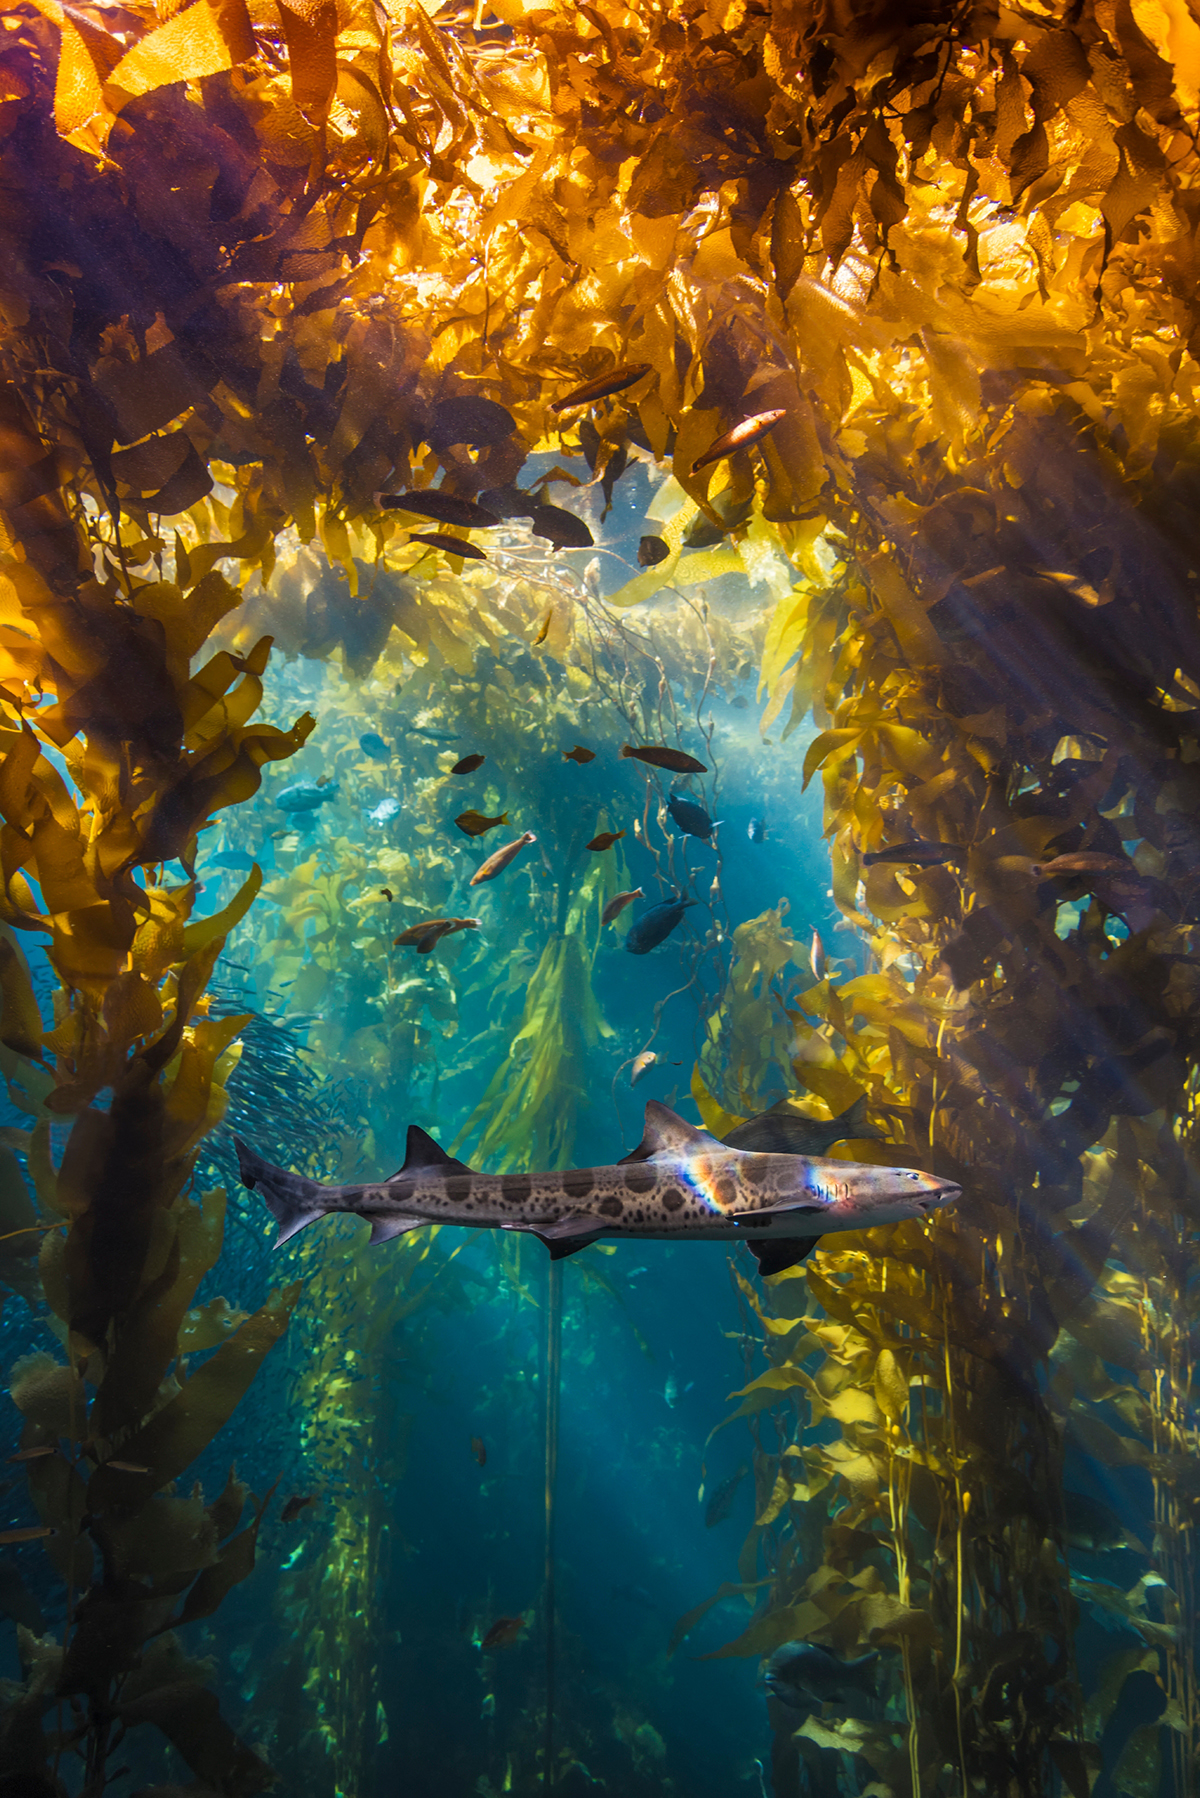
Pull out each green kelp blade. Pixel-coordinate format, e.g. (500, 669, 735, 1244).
(667, 1578, 769, 1658)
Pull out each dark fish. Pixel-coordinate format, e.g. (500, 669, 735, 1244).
(7, 1445, 55, 1463)
(276, 781, 338, 814)
(723, 1094, 883, 1158)
(638, 535, 670, 567)
(375, 491, 501, 528)
(764, 1642, 877, 1711)
(316, 774, 333, 787)
(469, 831, 536, 885)
(104, 1460, 150, 1474)
(451, 754, 486, 775)
(394, 917, 481, 950)
(1034, 852, 1128, 878)
(705, 1464, 749, 1528)
(359, 732, 390, 759)
(625, 896, 695, 955)
(381, 887, 394, 902)
(692, 409, 787, 474)
(747, 817, 765, 844)
(455, 809, 509, 838)
(863, 840, 965, 868)
(587, 830, 625, 851)
(1063, 1490, 1136, 1553)
(281, 1494, 315, 1523)
(481, 1615, 526, 1650)
(602, 887, 643, 925)
(529, 504, 594, 549)
(471, 1435, 487, 1467)
(408, 532, 488, 561)
(730, 694, 749, 710)
(667, 794, 719, 839)
(563, 745, 595, 764)
(551, 363, 651, 412)
(210, 849, 256, 870)
(611, 1581, 657, 1612)
(620, 743, 708, 774)
(431, 395, 516, 448)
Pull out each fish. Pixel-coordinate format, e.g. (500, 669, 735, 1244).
(1063, 1490, 1140, 1553)
(550, 363, 651, 412)
(481, 1616, 526, 1650)
(638, 535, 670, 567)
(407, 532, 487, 561)
(1033, 852, 1128, 878)
(394, 917, 481, 951)
(809, 929, 827, 983)
(664, 1372, 678, 1407)
(611, 1582, 657, 1611)
(469, 831, 536, 885)
(316, 775, 333, 787)
(587, 830, 625, 851)
(471, 1436, 487, 1467)
(705, 1464, 749, 1528)
(375, 490, 501, 528)
(602, 888, 644, 926)
(276, 781, 339, 814)
(104, 1460, 150, 1474)
(236, 1100, 959, 1273)
(630, 1050, 657, 1085)
(625, 897, 695, 955)
(747, 816, 765, 844)
(0, 1526, 54, 1546)
(563, 745, 595, 764)
(529, 504, 594, 549)
(534, 609, 553, 646)
(281, 1494, 315, 1522)
(455, 809, 509, 838)
(7, 1445, 55, 1463)
(667, 794, 720, 840)
(359, 732, 390, 759)
(381, 887, 394, 902)
(368, 797, 402, 825)
(620, 743, 708, 774)
(451, 754, 486, 775)
(730, 695, 749, 710)
(210, 849, 257, 870)
(763, 1642, 878, 1712)
(691, 408, 787, 474)
(862, 840, 966, 868)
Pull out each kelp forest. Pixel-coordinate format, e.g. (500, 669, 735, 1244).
(0, 0, 1198, 1793)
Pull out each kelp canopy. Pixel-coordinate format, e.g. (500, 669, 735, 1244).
(0, 0, 1200, 1793)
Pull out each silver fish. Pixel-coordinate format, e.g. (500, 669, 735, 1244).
(235, 1103, 959, 1271)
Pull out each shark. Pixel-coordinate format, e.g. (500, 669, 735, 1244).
(235, 1102, 960, 1277)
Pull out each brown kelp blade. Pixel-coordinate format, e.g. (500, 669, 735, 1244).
(375, 490, 501, 528)
(691, 408, 787, 473)
(551, 363, 651, 413)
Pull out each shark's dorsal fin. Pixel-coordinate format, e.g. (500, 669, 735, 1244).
(618, 1101, 723, 1164)
(395, 1125, 474, 1179)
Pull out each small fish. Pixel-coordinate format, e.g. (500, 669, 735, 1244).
(394, 917, 481, 950)
(723, 1094, 883, 1159)
(529, 504, 594, 549)
(276, 781, 339, 815)
(534, 609, 553, 645)
(469, 831, 536, 886)
(368, 797, 402, 825)
(451, 754, 486, 775)
(481, 1616, 526, 1650)
(621, 743, 708, 775)
(602, 887, 644, 926)
(0, 1526, 54, 1545)
(664, 1372, 678, 1408)
(630, 1050, 657, 1085)
(359, 732, 390, 759)
(587, 830, 625, 852)
(809, 929, 827, 983)
(471, 1436, 487, 1468)
(730, 694, 749, 710)
(551, 363, 651, 413)
(692, 408, 787, 474)
(281, 1494, 315, 1523)
(7, 1446, 55, 1463)
(381, 887, 394, 902)
(705, 1464, 749, 1528)
(563, 745, 595, 764)
(375, 490, 501, 528)
(1034, 853, 1128, 878)
(638, 535, 670, 567)
(1063, 1490, 1137, 1553)
(104, 1460, 150, 1474)
(408, 532, 487, 561)
(611, 1581, 657, 1611)
(316, 775, 333, 788)
(862, 840, 965, 868)
(764, 1642, 877, 1712)
(625, 896, 695, 955)
(210, 849, 256, 870)
(455, 809, 509, 839)
(747, 816, 765, 844)
(667, 794, 720, 840)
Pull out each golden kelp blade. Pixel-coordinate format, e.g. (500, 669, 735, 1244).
(691, 409, 787, 473)
(550, 363, 651, 413)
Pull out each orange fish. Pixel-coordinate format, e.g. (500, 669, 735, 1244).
(563, 745, 595, 764)
(481, 1615, 526, 1650)
(534, 609, 553, 645)
(469, 832, 536, 886)
(471, 1436, 487, 1467)
(455, 810, 508, 838)
(587, 830, 626, 851)
(601, 888, 643, 925)
(451, 754, 486, 775)
(620, 743, 707, 775)
(551, 363, 650, 413)
(691, 409, 787, 473)
(394, 917, 481, 951)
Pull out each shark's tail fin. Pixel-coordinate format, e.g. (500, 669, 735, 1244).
(235, 1140, 329, 1247)
(835, 1093, 886, 1143)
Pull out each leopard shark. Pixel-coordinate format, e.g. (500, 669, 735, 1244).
(235, 1102, 960, 1277)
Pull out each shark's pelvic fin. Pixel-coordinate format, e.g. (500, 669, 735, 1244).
(747, 1236, 820, 1277)
(367, 1216, 425, 1246)
(619, 1101, 724, 1164)
(395, 1124, 474, 1178)
(501, 1214, 608, 1260)
(235, 1139, 328, 1247)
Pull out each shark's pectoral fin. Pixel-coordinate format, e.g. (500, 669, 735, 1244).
(535, 1232, 604, 1261)
(747, 1236, 821, 1277)
(366, 1216, 426, 1246)
(730, 1202, 826, 1225)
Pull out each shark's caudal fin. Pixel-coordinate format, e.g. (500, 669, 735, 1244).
(235, 1140, 330, 1247)
(833, 1093, 885, 1143)
(619, 1101, 723, 1164)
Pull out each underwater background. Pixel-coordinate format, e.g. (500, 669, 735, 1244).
(0, 1, 1199, 1794)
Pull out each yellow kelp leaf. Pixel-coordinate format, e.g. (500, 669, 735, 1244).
(690, 1064, 743, 1138)
(179, 868, 261, 957)
(825, 1387, 881, 1428)
(802, 727, 862, 790)
(755, 1469, 793, 1528)
(873, 1348, 908, 1422)
(0, 936, 44, 1060)
(702, 1598, 835, 1660)
(106, 0, 255, 104)
(729, 1365, 814, 1401)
